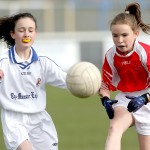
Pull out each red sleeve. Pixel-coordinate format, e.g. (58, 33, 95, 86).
(101, 56, 117, 91)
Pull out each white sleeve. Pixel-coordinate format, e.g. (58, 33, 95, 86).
(41, 57, 67, 89)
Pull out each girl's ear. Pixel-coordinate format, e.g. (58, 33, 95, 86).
(10, 31, 15, 39)
(134, 30, 139, 38)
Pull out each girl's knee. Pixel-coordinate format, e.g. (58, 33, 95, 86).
(108, 122, 126, 136)
(17, 140, 33, 150)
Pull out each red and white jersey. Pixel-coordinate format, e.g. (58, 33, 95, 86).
(101, 40, 150, 92)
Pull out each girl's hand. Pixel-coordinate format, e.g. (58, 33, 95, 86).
(126, 93, 150, 112)
(0, 69, 4, 80)
(101, 96, 118, 119)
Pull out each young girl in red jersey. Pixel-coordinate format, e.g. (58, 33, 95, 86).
(100, 2, 150, 150)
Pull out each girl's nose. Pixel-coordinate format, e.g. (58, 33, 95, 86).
(24, 30, 29, 36)
(118, 36, 123, 43)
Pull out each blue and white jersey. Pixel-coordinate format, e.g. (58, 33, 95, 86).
(0, 46, 67, 113)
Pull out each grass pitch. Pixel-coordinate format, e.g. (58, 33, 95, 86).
(0, 86, 138, 150)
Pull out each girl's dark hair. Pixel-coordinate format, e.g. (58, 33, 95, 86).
(110, 2, 150, 34)
(0, 12, 37, 48)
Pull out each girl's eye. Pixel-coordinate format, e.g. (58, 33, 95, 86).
(112, 35, 118, 37)
(19, 30, 24, 32)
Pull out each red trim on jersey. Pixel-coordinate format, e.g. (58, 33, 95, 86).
(101, 57, 117, 91)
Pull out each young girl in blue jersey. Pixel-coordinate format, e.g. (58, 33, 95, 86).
(0, 13, 67, 150)
(100, 2, 150, 150)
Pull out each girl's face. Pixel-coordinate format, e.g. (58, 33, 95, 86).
(10, 17, 37, 50)
(111, 24, 139, 54)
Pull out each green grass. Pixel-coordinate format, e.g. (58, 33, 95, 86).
(0, 86, 138, 150)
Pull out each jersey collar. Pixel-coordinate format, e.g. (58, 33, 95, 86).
(9, 46, 38, 64)
(9, 46, 39, 69)
(14, 46, 33, 63)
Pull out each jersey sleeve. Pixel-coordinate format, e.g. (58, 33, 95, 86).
(40, 57, 67, 89)
(101, 56, 117, 91)
(139, 42, 150, 71)
(146, 48, 150, 72)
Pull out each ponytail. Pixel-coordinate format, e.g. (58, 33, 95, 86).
(125, 2, 150, 34)
(110, 2, 150, 35)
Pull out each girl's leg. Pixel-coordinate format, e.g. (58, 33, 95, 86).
(29, 111, 58, 150)
(29, 125, 58, 150)
(105, 106, 134, 150)
(17, 140, 33, 150)
(138, 134, 150, 150)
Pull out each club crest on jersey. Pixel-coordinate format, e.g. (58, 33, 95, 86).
(36, 78, 41, 86)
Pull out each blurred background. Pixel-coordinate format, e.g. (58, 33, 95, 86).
(0, 0, 150, 71)
(0, 0, 150, 150)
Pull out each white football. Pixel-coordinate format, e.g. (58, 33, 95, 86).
(66, 62, 101, 98)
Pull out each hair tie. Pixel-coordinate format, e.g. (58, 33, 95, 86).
(125, 11, 130, 14)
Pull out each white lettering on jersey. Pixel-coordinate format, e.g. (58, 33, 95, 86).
(121, 61, 131, 65)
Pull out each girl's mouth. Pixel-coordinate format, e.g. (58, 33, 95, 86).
(22, 38, 31, 43)
(118, 45, 125, 48)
